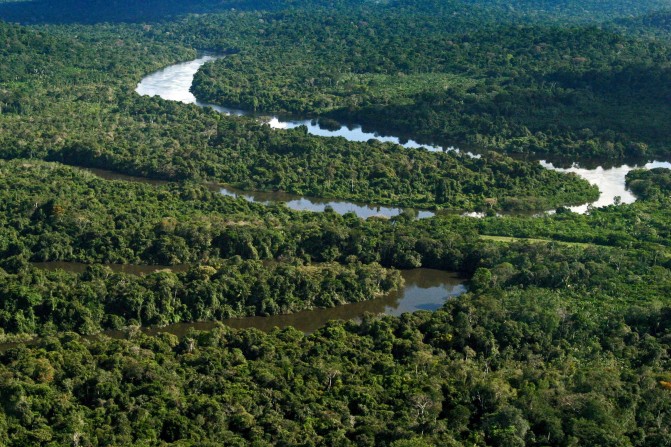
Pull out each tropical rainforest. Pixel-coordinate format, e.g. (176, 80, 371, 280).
(1, 0, 671, 445)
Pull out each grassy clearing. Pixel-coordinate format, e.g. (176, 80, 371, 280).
(479, 234, 595, 247)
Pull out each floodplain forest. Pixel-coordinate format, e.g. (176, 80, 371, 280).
(1, 0, 671, 445)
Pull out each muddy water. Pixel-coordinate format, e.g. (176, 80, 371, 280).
(114, 269, 466, 335)
(0, 268, 466, 350)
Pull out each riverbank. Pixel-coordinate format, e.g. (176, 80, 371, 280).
(138, 55, 671, 214)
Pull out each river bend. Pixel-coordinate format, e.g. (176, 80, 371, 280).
(137, 55, 671, 215)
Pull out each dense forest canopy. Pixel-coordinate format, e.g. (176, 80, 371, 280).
(185, 8, 671, 159)
(464, 0, 671, 22)
(0, 0, 669, 24)
(1, 0, 671, 445)
(0, 20, 600, 212)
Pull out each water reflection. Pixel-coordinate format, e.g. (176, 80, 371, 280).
(114, 269, 466, 335)
(219, 184, 435, 219)
(136, 56, 471, 154)
(81, 165, 435, 220)
(15, 267, 466, 344)
(136, 55, 671, 215)
(136, 56, 216, 104)
(540, 160, 671, 213)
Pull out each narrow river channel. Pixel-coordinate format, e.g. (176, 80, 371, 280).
(0, 266, 466, 350)
(31, 263, 465, 329)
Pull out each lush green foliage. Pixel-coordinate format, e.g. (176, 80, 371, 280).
(475, 198, 671, 249)
(0, 160, 283, 266)
(0, 259, 401, 337)
(1, 1, 671, 446)
(2, 0, 668, 25)
(2, 160, 671, 338)
(189, 9, 671, 159)
(466, 0, 671, 23)
(0, 22, 597, 211)
(2, 287, 671, 446)
(627, 168, 671, 200)
(0, 159, 574, 267)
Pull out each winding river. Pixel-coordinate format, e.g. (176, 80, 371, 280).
(19, 55, 647, 340)
(136, 55, 671, 215)
(137, 269, 466, 334)
(9, 55, 661, 346)
(134, 56, 452, 219)
(136, 56, 464, 153)
(21, 264, 465, 341)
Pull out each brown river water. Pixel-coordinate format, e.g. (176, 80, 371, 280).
(0, 267, 466, 350)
